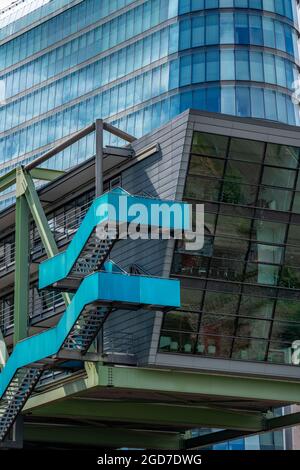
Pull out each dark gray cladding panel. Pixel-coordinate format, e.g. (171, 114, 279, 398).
(187, 109, 300, 147)
(103, 112, 191, 364)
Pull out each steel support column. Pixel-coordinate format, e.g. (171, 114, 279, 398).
(95, 119, 104, 197)
(14, 193, 30, 344)
(19, 168, 71, 306)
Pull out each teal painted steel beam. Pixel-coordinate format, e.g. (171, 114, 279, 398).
(0, 271, 180, 398)
(39, 188, 190, 289)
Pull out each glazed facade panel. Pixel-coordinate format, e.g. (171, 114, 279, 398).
(159, 131, 300, 366)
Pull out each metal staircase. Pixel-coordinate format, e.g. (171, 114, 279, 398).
(70, 228, 116, 280)
(53, 227, 117, 291)
(0, 368, 42, 441)
(62, 304, 112, 354)
(0, 189, 184, 444)
(0, 227, 116, 441)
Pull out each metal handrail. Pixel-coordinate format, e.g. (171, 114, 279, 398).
(0, 199, 92, 272)
(0, 289, 64, 333)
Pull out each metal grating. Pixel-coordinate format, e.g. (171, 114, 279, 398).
(0, 367, 42, 441)
(62, 305, 111, 355)
(70, 228, 116, 279)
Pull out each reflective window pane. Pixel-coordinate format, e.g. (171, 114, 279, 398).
(228, 138, 265, 163)
(192, 132, 228, 157)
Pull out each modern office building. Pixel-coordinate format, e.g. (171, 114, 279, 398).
(0, 110, 300, 449)
(1, 0, 300, 450)
(1, 0, 300, 210)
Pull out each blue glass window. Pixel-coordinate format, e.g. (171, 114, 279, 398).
(221, 87, 236, 115)
(207, 87, 221, 113)
(236, 87, 251, 116)
(180, 55, 192, 86)
(250, 88, 264, 118)
(264, 89, 277, 120)
(274, 21, 285, 51)
(179, 19, 191, 50)
(220, 13, 234, 44)
(221, 50, 235, 80)
(249, 15, 263, 45)
(277, 92, 288, 123)
(275, 57, 286, 88)
(236, 50, 250, 80)
(235, 13, 249, 44)
(193, 88, 206, 111)
(250, 51, 264, 82)
(284, 24, 294, 55)
(192, 16, 205, 47)
(192, 53, 205, 83)
(206, 14, 219, 45)
(263, 17, 275, 48)
(249, 0, 262, 8)
(263, 54, 276, 84)
(206, 50, 220, 81)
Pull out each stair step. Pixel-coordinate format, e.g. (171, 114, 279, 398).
(62, 305, 111, 354)
(0, 368, 42, 442)
(69, 229, 116, 279)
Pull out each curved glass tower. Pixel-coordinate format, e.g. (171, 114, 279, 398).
(175, 0, 300, 125)
(0, 0, 300, 204)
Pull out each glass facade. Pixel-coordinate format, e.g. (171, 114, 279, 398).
(191, 426, 284, 450)
(159, 131, 300, 366)
(0, 0, 300, 209)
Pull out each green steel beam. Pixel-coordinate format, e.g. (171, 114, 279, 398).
(29, 167, 65, 181)
(184, 412, 300, 449)
(21, 362, 300, 438)
(265, 412, 300, 431)
(24, 424, 182, 449)
(14, 193, 30, 343)
(26, 400, 264, 431)
(17, 168, 71, 306)
(25, 364, 300, 415)
(96, 365, 300, 404)
(0, 168, 16, 193)
(24, 367, 97, 412)
(17, 167, 58, 258)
